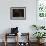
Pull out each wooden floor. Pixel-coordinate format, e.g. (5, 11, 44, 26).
(0, 42, 46, 46)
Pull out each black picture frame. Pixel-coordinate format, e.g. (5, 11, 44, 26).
(10, 7, 26, 20)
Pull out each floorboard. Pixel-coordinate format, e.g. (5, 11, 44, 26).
(0, 42, 46, 46)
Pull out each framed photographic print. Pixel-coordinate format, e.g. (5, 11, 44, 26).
(10, 7, 26, 20)
(36, 0, 46, 26)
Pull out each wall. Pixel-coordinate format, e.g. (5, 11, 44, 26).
(0, 0, 36, 42)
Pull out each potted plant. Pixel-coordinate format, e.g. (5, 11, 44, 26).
(33, 32, 46, 43)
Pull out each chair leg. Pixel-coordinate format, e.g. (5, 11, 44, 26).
(4, 41, 7, 46)
(4, 33, 7, 46)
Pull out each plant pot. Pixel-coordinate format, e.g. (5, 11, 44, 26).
(40, 38, 45, 43)
(37, 39, 45, 44)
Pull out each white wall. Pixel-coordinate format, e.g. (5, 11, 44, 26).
(0, 0, 36, 42)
